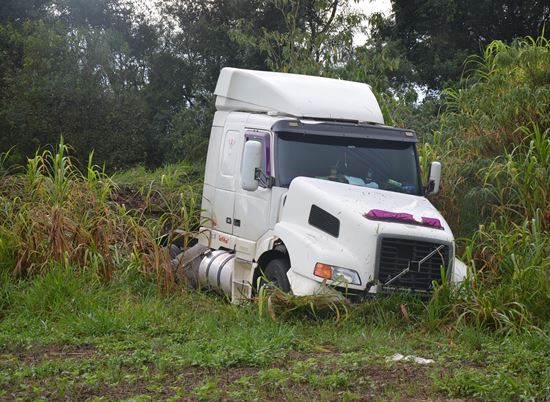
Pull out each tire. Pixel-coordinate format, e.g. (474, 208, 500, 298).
(261, 258, 291, 293)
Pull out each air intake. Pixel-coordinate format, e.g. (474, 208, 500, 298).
(308, 205, 340, 237)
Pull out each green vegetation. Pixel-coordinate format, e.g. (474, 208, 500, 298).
(422, 36, 550, 336)
(1, 1, 549, 401)
(1, 0, 547, 169)
(1, 270, 550, 401)
(382, 0, 550, 89)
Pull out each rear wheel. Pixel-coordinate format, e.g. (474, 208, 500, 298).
(260, 258, 291, 293)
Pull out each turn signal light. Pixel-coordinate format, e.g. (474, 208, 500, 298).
(313, 263, 362, 285)
(314, 263, 332, 280)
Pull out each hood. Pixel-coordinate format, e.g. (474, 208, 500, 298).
(281, 177, 452, 235)
(275, 176, 456, 293)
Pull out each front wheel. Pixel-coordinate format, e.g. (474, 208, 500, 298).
(260, 258, 291, 293)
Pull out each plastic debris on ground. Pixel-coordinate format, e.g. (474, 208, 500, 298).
(386, 353, 435, 364)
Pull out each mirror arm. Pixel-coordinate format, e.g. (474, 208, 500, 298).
(425, 180, 434, 194)
(424, 163, 432, 194)
(254, 168, 275, 188)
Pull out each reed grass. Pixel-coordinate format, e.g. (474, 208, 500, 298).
(0, 141, 201, 292)
(424, 35, 550, 334)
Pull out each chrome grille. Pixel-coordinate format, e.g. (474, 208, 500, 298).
(378, 238, 450, 291)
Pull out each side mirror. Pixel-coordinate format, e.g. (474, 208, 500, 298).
(426, 161, 442, 195)
(241, 140, 262, 191)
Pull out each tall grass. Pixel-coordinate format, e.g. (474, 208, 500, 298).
(0, 141, 200, 292)
(430, 211, 549, 335)
(444, 35, 550, 154)
(482, 123, 549, 222)
(428, 35, 550, 236)
(113, 162, 204, 250)
(0, 149, 12, 178)
(426, 35, 550, 334)
(256, 285, 351, 323)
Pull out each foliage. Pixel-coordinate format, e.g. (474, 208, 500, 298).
(230, 2, 428, 129)
(427, 35, 550, 235)
(1, 141, 119, 280)
(0, 149, 14, 177)
(231, 0, 362, 76)
(0, 0, 309, 169)
(0, 17, 154, 169)
(162, 97, 216, 164)
(432, 331, 550, 401)
(425, 36, 550, 334)
(256, 285, 351, 323)
(1, 5, 549, 400)
(428, 128, 550, 332)
(1, 0, 548, 169)
(380, 0, 550, 89)
(342, 32, 420, 127)
(443, 35, 550, 153)
(1, 270, 549, 400)
(0, 0, 51, 23)
(158, 0, 277, 92)
(430, 212, 549, 334)
(0, 141, 202, 291)
(482, 123, 549, 222)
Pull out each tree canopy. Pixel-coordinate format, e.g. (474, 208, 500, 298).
(0, 0, 547, 169)
(380, 0, 550, 88)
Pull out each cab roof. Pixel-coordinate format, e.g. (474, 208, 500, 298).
(214, 68, 384, 124)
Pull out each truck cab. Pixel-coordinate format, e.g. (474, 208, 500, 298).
(185, 67, 466, 302)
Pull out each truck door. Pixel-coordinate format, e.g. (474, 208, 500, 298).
(213, 123, 242, 235)
(233, 130, 272, 241)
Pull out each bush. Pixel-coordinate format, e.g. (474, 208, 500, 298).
(426, 35, 550, 334)
(427, 35, 550, 236)
(0, 141, 200, 292)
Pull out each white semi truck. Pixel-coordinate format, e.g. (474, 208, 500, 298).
(173, 67, 467, 302)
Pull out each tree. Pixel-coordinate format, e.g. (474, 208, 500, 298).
(157, 0, 284, 96)
(231, 0, 363, 75)
(0, 0, 163, 168)
(381, 0, 550, 89)
(148, 0, 288, 162)
(0, 0, 51, 23)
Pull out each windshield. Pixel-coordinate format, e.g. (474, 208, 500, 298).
(276, 132, 422, 195)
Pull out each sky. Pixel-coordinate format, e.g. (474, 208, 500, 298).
(355, 0, 392, 16)
(353, 0, 392, 45)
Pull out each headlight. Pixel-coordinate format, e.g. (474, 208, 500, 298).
(313, 263, 362, 285)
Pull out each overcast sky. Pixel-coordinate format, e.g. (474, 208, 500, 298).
(356, 0, 392, 15)
(353, 0, 392, 45)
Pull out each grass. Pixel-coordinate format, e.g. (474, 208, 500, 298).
(0, 141, 206, 292)
(415, 35, 550, 338)
(112, 161, 205, 250)
(428, 35, 550, 236)
(1, 268, 549, 401)
(112, 162, 203, 190)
